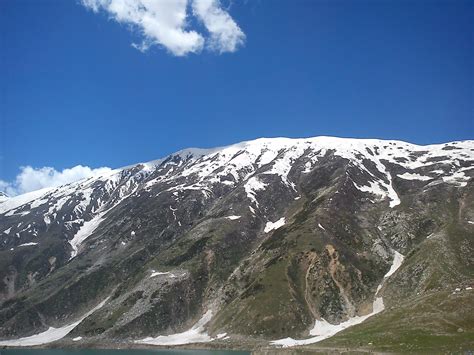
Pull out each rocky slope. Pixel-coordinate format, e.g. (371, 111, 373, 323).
(0, 136, 473, 350)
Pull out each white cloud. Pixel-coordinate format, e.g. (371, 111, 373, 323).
(81, 0, 245, 56)
(192, 0, 245, 53)
(0, 165, 113, 196)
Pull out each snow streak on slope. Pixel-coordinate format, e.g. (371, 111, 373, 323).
(271, 251, 405, 347)
(381, 251, 404, 280)
(150, 270, 176, 278)
(0, 297, 109, 346)
(68, 175, 144, 259)
(397, 172, 432, 181)
(69, 212, 107, 259)
(17, 242, 38, 247)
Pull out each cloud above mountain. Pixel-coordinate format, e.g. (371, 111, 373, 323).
(0, 165, 112, 196)
(81, 0, 245, 56)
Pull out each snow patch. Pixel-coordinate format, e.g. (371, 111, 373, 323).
(150, 270, 176, 278)
(264, 217, 286, 233)
(442, 171, 470, 187)
(354, 177, 400, 208)
(18, 242, 38, 247)
(0, 297, 109, 346)
(225, 215, 241, 220)
(397, 172, 431, 181)
(136, 310, 218, 345)
(244, 177, 267, 207)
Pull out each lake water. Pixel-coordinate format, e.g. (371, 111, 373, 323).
(0, 350, 250, 355)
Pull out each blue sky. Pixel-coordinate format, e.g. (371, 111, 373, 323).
(0, 0, 472, 192)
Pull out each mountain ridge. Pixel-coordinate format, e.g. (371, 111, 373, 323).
(2, 136, 472, 214)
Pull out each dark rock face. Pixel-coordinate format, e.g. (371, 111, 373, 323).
(0, 137, 473, 343)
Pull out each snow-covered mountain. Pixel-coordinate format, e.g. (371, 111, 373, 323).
(0, 192, 9, 204)
(0, 136, 473, 351)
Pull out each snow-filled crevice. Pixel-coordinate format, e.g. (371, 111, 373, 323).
(68, 185, 139, 259)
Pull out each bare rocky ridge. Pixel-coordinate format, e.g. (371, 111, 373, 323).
(0, 136, 473, 350)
